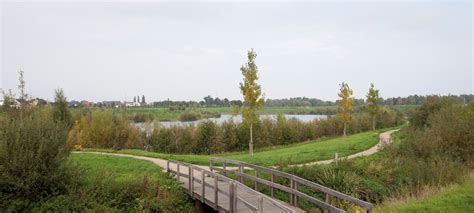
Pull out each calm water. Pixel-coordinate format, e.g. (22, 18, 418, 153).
(133, 114, 327, 130)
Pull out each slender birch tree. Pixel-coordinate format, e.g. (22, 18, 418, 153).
(238, 49, 265, 156)
(337, 82, 353, 136)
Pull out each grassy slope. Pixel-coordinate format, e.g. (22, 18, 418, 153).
(348, 130, 473, 212)
(86, 128, 398, 166)
(66, 153, 194, 212)
(70, 153, 164, 182)
(375, 174, 474, 212)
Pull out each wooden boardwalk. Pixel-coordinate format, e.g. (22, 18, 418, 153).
(167, 158, 373, 213)
(167, 160, 298, 213)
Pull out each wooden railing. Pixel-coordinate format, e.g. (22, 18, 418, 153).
(209, 158, 373, 213)
(167, 159, 295, 213)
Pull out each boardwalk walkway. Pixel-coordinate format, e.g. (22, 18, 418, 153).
(167, 160, 301, 212)
(79, 152, 372, 212)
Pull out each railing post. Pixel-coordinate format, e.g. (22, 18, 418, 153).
(209, 159, 213, 172)
(166, 161, 170, 173)
(233, 182, 238, 212)
(294, 181, 298, 207)
(177, 164, 180, 181)
(325, 193, 332, 213)
(270, 174, 275, 198)
(238, 165, 243, 183)
(257, 196, 263, 213)
(255, 170, 259, 191)
(201, 171, 205, 202)
(290, 177, 294, 205)
(366, 207, 372, 213)
(188, 166, 192, 193)
(190, 167, 194, 195)
(214, 175, 218, 210)
(229, 181, 234, 213)
(223, 162, 227, 176)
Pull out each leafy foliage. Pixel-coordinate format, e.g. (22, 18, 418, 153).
(284, 96, 473, 211)
(52, 88, 72, 126)
(238, 49, 265, 155)
(338, 82, 354, 136)
(67, 110, 143, 150)
(366, 83, 380, 130)
(0, 107, 74, 210)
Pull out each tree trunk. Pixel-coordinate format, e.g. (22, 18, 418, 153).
(343, 122, 346, 136)
(372, 116, 376, 131)
(249, 123, 254, 157)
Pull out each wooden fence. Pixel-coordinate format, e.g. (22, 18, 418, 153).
(167, 159, 296, 213)
(209, 158, 373, 213)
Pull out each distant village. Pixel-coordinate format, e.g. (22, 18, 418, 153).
(68, 95, 149, 108)
(0, 95, 150, 109)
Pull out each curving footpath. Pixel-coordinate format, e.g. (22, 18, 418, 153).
(74, 151, 214, 171)
(289, 129, 399, 167)
(75, 129, 399, 169)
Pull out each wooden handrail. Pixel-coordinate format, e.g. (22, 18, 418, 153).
(209, 158, 373, 213)
(167, 159, 295, 213)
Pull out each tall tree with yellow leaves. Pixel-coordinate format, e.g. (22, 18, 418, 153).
(338, 82, 353, 136)
(366, 83, 380, 131)
(238, 49, 265, 156)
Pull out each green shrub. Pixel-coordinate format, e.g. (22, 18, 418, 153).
(28, 170, 193, 212)
(0, 107, 75, 210)
(67, 110, 144, 149)
(179, 111, 201, 121)
(52, 88, 72, 127)
(130, 113, 154, 122)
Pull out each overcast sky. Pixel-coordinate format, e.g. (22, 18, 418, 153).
(1, 1, 472, 102)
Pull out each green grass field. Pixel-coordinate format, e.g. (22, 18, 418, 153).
(375, 173, 474, 212)
(70, 153, 165, 182)
(85, 128, 399, 166)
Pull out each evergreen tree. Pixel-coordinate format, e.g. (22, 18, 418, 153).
(366, 83, 380, 130)
(52, 88, 72, 126)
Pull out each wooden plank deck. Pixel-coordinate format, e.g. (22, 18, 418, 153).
(167, 160, 301, 213)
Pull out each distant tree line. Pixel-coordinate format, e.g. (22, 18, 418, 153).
(382, 94, 474, 105)
(151, 96, 243, 108)
(262, 95, 474, 107)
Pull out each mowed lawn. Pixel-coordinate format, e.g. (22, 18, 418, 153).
(86, 128, 390, 166)
(375, 173, 474, 212)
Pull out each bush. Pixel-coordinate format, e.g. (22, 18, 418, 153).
(282, 98, 473, 211)
(0, 107, 75, 210)
(25, 168, 194, 212)
(172, 109, 403, 154)
(67, 110, 144, 150)
(130, 113, 153, 122)
(179, 111, 201, 121)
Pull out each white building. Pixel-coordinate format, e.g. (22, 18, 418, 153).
(125, 102, 140, 107)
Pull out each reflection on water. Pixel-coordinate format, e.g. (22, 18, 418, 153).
(133, 114, 327, 131)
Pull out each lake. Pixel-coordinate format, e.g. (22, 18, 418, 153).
(133, 114, 327, 130)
